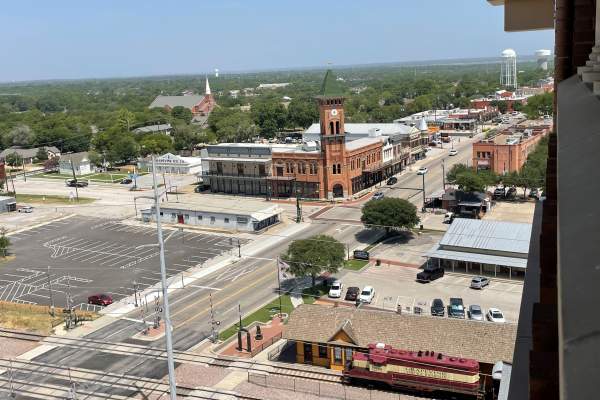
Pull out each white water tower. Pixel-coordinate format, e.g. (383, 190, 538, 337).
(535, 49, 551, 71)
(214, 68, 219, 78)
(500, 48, 518, 89)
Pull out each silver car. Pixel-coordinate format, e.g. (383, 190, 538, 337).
(468, 305, 484, 321)
(470, 276, 490, 289)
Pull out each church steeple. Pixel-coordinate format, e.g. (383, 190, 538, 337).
(205, 76, 211, 95)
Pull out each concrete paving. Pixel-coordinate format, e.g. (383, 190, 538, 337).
(335, 263, 523, 322)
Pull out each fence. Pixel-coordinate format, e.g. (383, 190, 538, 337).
(250, 332, 282, 357)
(247, 371, 412, 400)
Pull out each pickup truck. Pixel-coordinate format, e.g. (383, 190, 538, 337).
(448, 297, 465, 318)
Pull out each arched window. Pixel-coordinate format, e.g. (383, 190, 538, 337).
(329, 121, 334, 135)
(337, 164, 341, 174)
(335, 121, 340, 134)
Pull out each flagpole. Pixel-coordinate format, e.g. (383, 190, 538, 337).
(277, 258, 283, 318)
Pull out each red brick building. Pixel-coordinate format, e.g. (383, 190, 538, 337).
(472, 120, 551, 174)
(270, 70, 384, 199)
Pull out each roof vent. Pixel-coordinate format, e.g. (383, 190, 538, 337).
(437, 353, 443, 360)
(375, 343, 385, 349)
(418, 350, 423, 357)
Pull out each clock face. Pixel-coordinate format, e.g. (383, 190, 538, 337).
(330, 109, 338, 117)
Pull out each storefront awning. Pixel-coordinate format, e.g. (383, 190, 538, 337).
(426, 247, 527, 269)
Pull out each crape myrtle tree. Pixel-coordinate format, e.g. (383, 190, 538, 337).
(361, 198, 420, 234)
(281, 234, 345, 287)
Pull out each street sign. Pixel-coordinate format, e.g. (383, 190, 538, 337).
(353, 250, 370, 260)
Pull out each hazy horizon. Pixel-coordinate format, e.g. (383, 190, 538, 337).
(1, 1, 554, 82)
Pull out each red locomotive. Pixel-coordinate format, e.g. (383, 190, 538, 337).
(343, 343, 482, 398)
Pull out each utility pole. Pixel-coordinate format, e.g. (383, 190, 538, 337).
(442, 159, 446, 190)
(69, 160, 79, 202)
(151, 155, 178, 400)
(237, 238, 241, 258)
(22, 157, 26, 182)
(68, 367, 77, 400)
(421, 173, 427, 212)
(208, 292, 220, 343)
(47, 266, 55, 317)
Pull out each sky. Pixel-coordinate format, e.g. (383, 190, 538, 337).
(0, 1, 555, 82)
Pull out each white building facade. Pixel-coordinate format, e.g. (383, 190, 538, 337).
(138, 153, 202, 175)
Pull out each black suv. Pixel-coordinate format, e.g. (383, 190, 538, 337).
(448, 297, 465, 318)
(386, 176, 398, 185)
(416, 267, 444, 283)
(431, 298, 445, 316)
(65, 179, 88, 188)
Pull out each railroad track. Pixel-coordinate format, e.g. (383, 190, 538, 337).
(0, 328, 342, 384)
(0, 358, 261, 400)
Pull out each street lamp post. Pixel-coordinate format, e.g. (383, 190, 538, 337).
(421, 172, 427, 212)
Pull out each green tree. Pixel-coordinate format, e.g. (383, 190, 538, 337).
(361, 198, 420, 233)
(35, 147, 48, 161)
(171, 106, 193, 123)
(491, 100, 508, 114)
(0, 228, 10, 257)
(44, 156, 59, 170)
(87, 150, 103, 167)
(446, 163, 469, 185)
(5, 152, 23, 167)
(139, 133, 174, 156)
(281, 235, 345, 287)
(523, 92, 553, 119)
(252, 100, 287, 138)
(117, 108, 136, 131)
(106, 134, 139, 163)
(477, 169, 499, 189)
(455, 172, 486, 193)
(286, 98, 318, 128)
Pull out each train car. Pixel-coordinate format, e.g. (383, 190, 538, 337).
(343, 343, 482, 398)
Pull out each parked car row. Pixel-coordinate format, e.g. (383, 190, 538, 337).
(430, 298, 505, 323)
(328, 281, 376, 304)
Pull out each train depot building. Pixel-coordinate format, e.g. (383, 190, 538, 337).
(283, 304, 516, 378)
(426, 218, 532, 280)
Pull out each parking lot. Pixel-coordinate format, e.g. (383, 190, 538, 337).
(332, 263, 523, 323)
(0, 216, 248, 310)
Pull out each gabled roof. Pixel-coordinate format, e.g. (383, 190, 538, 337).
(0, 146, 60, 159)
(59, 152, 89, 167)
(328, 319, 359, 345)
(149, 95, 205, 110)
(283, 304, 517, 364)
(318, 69, 344, 97)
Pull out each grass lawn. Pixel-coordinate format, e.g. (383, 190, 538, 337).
(0, 301, 98, 334)
(16, 193, 95, 204)
(344, 259, 369, 271)
(301, 283, 329, 304)
(218, 295, 293, 341)
(85, 172, 129, 183)
(39, 173, 75, 180)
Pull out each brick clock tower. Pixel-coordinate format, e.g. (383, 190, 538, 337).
(316, 70, 349, 199)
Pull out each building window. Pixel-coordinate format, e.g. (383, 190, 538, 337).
(318, 345, 328, 358)
(337, 164, 341, 174)
(237, 163, 244, 176)
(224, 217, 229, 223)
(160, 212, 163, 216)
(198, 215, 203, 221)
(299, 162, 306, 174)
(310, 163, 317, 174)
(171, 213, 176, 219)
(184, 214, 189, 220)
(335, 121, 340, 134)
(333, 347, 343, 364)
(329, 121, 334, 135)
(345, 348, 353, 363)
(259, 164, 266, 176)
(210, 216, 215, 224)
(236, 216, 248, 224)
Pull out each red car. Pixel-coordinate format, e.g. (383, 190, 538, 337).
(87, 294, 113, 306)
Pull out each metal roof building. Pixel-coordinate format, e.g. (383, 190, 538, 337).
(426, 218, 532, 279)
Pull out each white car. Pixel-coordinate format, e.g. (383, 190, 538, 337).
(18, 205, 33, 213)
(448, 149, 458, 156)
(328, 280, 343, 298)
(487, 308, 506, 323)
(359, 286, 375, 303)
(417, 167, 428, 175)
